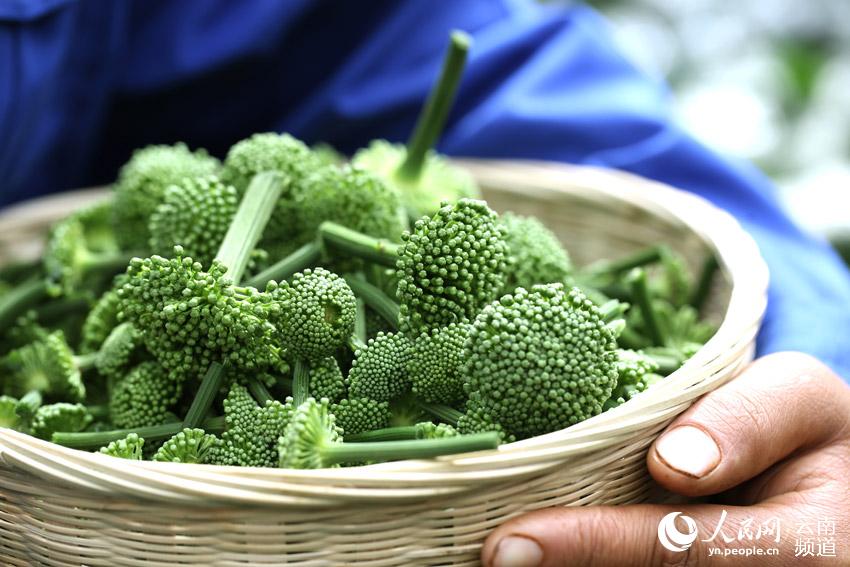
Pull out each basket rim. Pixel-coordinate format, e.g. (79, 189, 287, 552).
(0, 159, 768, 506)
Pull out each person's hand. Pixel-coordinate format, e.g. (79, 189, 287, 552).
(481, 352, 850, 566)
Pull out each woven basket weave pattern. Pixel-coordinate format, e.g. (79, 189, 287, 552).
(0, 161, 768, 566)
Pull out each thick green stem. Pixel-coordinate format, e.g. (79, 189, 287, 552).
(0, 279, 47, 330)
(345, 426, 419, 443)
(343, 275, 400, 330)
(52, 416, 226, 450)
(86, 405, 110, 420)
(293, 360, 310, 406)
(416, 401, 463, 426)
(585, 245, 664, 279)
(397, 31, 471, 182)
(247, 376, 274, 405)
(354, 297, 367, 343)
(80, 250, 140, 276)
(214, 171, 285, 283)
(321, 432, 498, 465)
(690, 254, 719, 312)
(643, 347, 686, 376)
(246, 241, 322, 288)
(319, 222, 399, 267)
(34, 297, 90, 325)
(617, 327, 651, 350)
(182, 362, 226, 429)
(627, 268, 665, 346)
(73, 352, 98, 372)
(348, 334, 368, 353)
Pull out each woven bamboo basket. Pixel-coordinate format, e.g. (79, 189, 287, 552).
(0, 160, 768, 566)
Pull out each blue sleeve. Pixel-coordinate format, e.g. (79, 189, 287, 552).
(290, 1, 850, 379)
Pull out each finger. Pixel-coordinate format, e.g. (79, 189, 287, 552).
(481, 502, 821, 567)
(647, 352, 850, 498)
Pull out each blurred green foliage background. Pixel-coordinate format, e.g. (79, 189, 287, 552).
(582, 0, 850, 263)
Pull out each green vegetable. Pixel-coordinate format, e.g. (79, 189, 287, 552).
(153, 428, 217, 464)
(500, 212, 572, 293)
(352, 32, 479, 217)
(1, 330, 87, 402)
(112, 143, 219, 250)
(463, 285, 620, 438)
(397, 199, 508, 331)
(296, 165, 406, 246)
(330, 397, 391, 436)
(278, 398, 499, 469)
(270, 267, 356, 403)
(52, 415, 225, 450)
(209, 384, 293, 468)
(309, 357, 346, 403)
(345, 421, 458, 442)
(148, 174, 240, 266)
(109, 361, 181, 429)
(603, 350, 662, 411)
(348, 332, 411, 402)
(43, 218, 132, 299)
(99, 432, 145, 460)
(220, 132, 324, 255)
(407, 322, 469, 404)
(29, 403, 92, 440)
(118, 173, 285, 383)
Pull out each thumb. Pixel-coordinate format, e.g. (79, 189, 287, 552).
(480, 502, 804, 567)
(647, 352, 850, 499)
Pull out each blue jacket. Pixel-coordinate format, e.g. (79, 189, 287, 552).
(2, 0, 849, 378)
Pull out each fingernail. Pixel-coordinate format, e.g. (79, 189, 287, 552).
(491, 535, 543, 567)
(656, 425, 721, 478)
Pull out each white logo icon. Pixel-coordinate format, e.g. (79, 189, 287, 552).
(658, 512, 698, 553)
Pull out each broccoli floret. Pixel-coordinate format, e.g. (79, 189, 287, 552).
(329, 397, 390, 436)
(270, 268, 355, 404)
(44, 209, 135, 297)
(499, 212, 572, 293)
(352, 33, 478, 217)
(81, 285, 122, 353)
(117, 250, 281, 381)
(148, 174, 239, 266)
(347, 332, 411, 402)
(603, 350, 662, 411)
(153, 428, 217, 464)
(109, 361, 181, 429)
(1, 330, 86, 402)
(311, 143, 345, 166)
(29, 403, 92, 440)
(112, 143, 219, 250)
(413, 421, 458, 439)
(0, 395, 24, 430)
(309, 357, 346, 403)
(208, 384, 293, 468)
(353, 141, 479, 219)
(94, 322, 140, 379)
(296, 165, 406, 244)
(278, 398, 499, 469)
(99, 432, 145, 460)
(407, 322, 469, 404)
(397, 199, 508, 331)
(220, 132, 324, 253)
(463, 285, 619, 438)
(272, 268, 356, 362)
